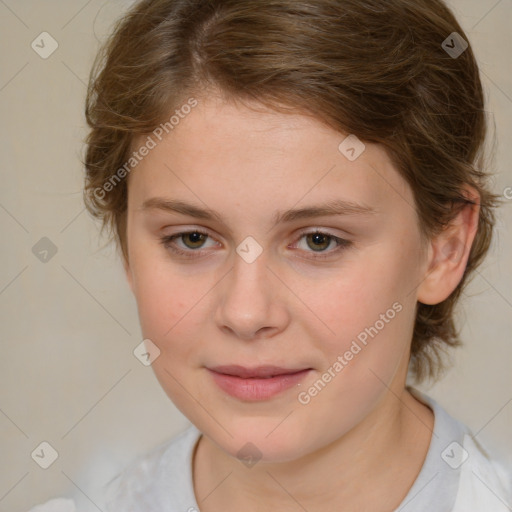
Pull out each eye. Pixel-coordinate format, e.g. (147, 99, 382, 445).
(160, 230, 216, 258)
(159, 228, 352, 260)
(291, 229, 352, 259)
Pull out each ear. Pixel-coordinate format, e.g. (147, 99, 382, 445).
(417, 187, 480, 305)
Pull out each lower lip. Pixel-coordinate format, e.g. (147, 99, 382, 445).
(207, 369, 311, 401)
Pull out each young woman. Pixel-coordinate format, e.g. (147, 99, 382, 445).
(31, 0, 512, 510)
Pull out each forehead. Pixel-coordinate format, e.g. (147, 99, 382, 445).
(128, 96, 416, 223)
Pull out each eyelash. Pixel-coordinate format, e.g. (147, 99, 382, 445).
(159, 229, 352, 260)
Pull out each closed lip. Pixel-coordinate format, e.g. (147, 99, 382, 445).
(207, 365, 311, 379)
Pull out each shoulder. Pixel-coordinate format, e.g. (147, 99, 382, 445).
(26, 426, 201, 512)
(102, 425, 201, 511)
(452, 434, 512, 511)
(405, 387, 511, 512)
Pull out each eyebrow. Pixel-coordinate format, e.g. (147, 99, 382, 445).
(140, 197, 377, 226)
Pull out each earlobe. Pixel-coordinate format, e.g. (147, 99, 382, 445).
(417, 189, 480, 306)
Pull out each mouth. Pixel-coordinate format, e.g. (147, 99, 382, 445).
(207, 365, 312, 401)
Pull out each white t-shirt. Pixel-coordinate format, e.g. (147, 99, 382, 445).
(29, 388, 512, 512)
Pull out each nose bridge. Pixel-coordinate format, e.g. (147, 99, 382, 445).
(230, 238, 271, 303)
(216, 238, 280, 338)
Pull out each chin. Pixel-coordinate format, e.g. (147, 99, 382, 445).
(204, 415, 314, 464)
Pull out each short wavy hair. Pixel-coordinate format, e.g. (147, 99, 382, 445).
(83, 0, 499, 382)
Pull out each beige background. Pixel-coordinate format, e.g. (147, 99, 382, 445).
(0, 1, 511, 511)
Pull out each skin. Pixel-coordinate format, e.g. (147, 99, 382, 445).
(123, 94, 479, 511)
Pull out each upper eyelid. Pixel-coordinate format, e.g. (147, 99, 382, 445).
(162, 221, 350, 234)
(164, 226, 348, 239)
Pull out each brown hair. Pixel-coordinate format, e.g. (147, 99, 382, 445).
(84, 0, 499, 382)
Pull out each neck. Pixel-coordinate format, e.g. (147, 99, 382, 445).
(193, 388, 434, 512)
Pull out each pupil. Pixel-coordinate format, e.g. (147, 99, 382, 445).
(187, 232, 204, 247)
(309, 233, 328, 251)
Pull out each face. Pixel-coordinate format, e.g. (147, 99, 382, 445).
(124, 94, 430, 462)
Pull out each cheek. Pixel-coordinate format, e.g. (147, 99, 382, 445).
(129, 244, 195, 346)
(298, 293, 415, 436)
(131, 262, 206, 409)
(133, 273, 181, 338)
(308, 241, 419, 371)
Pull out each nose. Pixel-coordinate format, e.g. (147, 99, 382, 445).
(214, 247, 289, 341)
